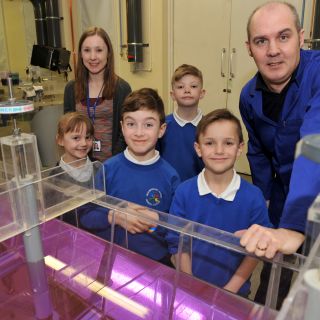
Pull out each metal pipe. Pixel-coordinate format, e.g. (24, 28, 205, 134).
(22, 180, 53, 319)
(7, 76, 14, 102)
(301, 0, 306, 27)
(44, 0, 61, 48)
(126, 0, 143, 62)
(30, 0, 48, 46)
(119, 0, 125, 57)
(312, 0, 320, 50)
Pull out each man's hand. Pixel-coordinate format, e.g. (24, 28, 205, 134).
(235, 224, 305, 259)
(108, 203, 158, 234)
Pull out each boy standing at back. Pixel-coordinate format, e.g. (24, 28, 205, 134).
(159, 64, 205, 181)
(81, 88, 180, 266)
(166, 109, 271, 296)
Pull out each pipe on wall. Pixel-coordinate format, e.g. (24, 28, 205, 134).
(30, 0, 48, 46)
(30, 0, 61, 48)
(44, 0, 61, 48)
(312, 0, 320, 49)
(29, 0, 70, 73)
(126, 0, 143, 62)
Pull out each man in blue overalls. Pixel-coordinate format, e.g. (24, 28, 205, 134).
(238, 1, 320, 309)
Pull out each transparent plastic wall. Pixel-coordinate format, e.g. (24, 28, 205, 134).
(0, 159, 105, 243)
(276, 133, 320, 320)
(0, 133, 41, 183)
(1, 194, 282, 320)
(296, 134, 320, 254)
(0, 133, 43, 240)
(277, 195, 320, 320)
(2, 133, 319, 319)
(40, 160, 105, 223)
(0, 172, 308, 319)
(92, 194, 302, 317)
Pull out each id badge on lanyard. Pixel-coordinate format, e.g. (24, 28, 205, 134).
(93, 139, 101, 151)
(87, 84, 103, 152)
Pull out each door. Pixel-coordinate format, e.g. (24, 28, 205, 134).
(172, 0, 231, 111)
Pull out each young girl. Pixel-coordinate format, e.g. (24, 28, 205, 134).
(56, 111, 94, 175)
(53, 112, 95, 226)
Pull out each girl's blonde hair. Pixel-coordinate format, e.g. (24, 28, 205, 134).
(56, 112, 94, 142)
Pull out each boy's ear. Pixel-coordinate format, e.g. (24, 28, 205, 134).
(194, 142, 202, 158)
(120, 120, 124, 133)
(170, 90, 176, 101)
(200, 89, 206, 99)
(158, 123, 167, 138)
(237, 142, 244, 157)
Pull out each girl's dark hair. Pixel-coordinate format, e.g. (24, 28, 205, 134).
(196, 108, 243, 143)
(121, 88, 165, 124)
(75, 26, 118, 102)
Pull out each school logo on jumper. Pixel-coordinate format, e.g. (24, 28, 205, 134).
(146, 188, 162, 206)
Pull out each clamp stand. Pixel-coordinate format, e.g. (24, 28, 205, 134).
(0, 76, 55, 319)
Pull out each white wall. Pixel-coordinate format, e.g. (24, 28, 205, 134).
(0, 0, 36, 76)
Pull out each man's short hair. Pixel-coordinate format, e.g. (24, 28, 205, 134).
(121, 88, 165, 125)
(247, 1, 301, 40)
(171, 64, 203, 88)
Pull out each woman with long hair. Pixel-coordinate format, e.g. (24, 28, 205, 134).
(64, 27, 131, 161)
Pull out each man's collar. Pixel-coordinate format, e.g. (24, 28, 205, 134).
(255, 65, 299, 93)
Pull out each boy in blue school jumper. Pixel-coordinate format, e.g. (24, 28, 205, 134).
(81, 88, 180, 266)
(166, 109, 271, 296)
(158, 64, 205, 181)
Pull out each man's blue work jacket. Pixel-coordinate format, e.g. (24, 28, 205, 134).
(240, 49, 320, 231)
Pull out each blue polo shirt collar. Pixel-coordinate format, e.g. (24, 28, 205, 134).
(173, 109, 203, 127)
(124, 147, 160, 165)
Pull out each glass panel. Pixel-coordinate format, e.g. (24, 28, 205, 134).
(0, 160, 105, 242)
(1, 158, 317, 319)
(277, 207, 320, 320)
(0, 220, 278, 319)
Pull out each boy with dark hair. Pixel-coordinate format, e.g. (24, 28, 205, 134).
(158, 64, 205, 181)
(81, 88, 180, 265)
(167, 109, 271, 295)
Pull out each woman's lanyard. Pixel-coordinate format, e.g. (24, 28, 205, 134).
(86, 82, 104, 124)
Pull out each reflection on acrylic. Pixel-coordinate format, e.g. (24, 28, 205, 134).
(0, 220, 276, 319)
